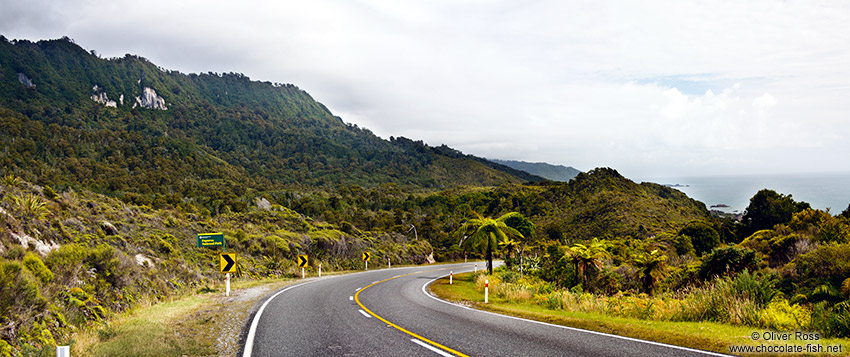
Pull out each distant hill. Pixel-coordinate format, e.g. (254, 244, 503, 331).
(0, 36, 541, 211)
(490, 159, 581, 181)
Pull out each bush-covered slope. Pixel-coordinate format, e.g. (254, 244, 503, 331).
(0, 36, 539, 211)
(490, 159, 581, 182)
(0, 176, 432, 353)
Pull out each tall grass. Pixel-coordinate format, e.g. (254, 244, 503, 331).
(478, 269, 810, 331)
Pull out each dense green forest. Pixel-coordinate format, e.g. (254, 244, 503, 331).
(1, 36, 849, 354)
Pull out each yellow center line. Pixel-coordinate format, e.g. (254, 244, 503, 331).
(354, 268, 470, 357)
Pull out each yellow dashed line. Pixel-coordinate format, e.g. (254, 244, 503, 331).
(354, 269, 469, 357)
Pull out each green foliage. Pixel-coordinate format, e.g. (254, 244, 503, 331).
(698, 245, 758, 280)
(741, 189, 810, 238)
(810, 302, 850, 338)
(758, 297, 811, 331)
(679, 221, 720, 256)
(2, 174, 20, 187)
(459, 212, 525, 274)
(11, 193, 48, 220)
(42, 185, 57, 199)
(567, 238, 610, 289)
(631, 249, 666, 295)
(672, 234, 695, 256)
(0, 260, 47, 319)
(732, 270, 780, 307)
(22, 253, 54, 284)
(793, 243, 850, 295)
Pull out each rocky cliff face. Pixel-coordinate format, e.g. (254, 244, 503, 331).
(17, 72, 35, 88)
(134, 87, 167, 110)
(90, 85, 117, 107)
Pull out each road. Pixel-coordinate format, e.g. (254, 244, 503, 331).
(241, 262, 727, 356)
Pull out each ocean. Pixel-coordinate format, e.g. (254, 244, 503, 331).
(637, 172, 850, 214)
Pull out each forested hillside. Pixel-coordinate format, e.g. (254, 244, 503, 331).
(0, 36, 539, 213)
(490, 159, 581, 182)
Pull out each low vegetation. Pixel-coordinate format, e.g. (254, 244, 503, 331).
(432, 270, 850, 355)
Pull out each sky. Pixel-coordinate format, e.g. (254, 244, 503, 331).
(2, 0, 850, 179)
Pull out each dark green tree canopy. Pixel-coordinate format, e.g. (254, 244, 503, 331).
(698, 245, 758, 280)
(741, 189, 810, 238)
(679, 221, 720, 257)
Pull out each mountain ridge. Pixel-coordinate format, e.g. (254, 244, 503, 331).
(0, 36, 542, 211)
(490, 159, 581, 182)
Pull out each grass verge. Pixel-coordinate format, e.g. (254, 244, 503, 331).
(430, 272, 850, 356)
(69, 264, 439, 356)
(72, 277, 299, 356)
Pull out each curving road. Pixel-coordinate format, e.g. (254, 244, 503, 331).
(241, 263, 727, 357)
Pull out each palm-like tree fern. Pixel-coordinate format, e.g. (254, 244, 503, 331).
(567, 238, 610, 287)
(460, 212, 524, 274)
(632, 249, 667, 295)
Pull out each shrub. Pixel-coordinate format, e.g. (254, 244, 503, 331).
(730, 269, 779, 307)
(794, 243, 850, 294)
(42, 185, 57, 200)
(0, 261, 47, 318)
(810, 301, 850, 338)
(758, 297, 811, 330)
(680, 221, 720, 256)
(22, 253, 54, 284)
(698, 245, 758, 280)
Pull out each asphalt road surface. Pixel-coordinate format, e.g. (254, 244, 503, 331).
(241, 262, 728, 356)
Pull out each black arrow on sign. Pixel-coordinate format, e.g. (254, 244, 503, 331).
(298, 255, 308, 267)
(222, 254, 235, 272)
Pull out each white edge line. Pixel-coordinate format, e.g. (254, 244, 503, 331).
(242, 264, 472, 357)
(411, 338, 454, 357)
(421, 273, 731, 357)
(359, 309, 371, 318)
(243, 280, 316, 357)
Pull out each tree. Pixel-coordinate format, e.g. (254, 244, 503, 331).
(679, 221, 720, 256)
(503, 212, 535, 277)
(632, 249, 666, 295)
(567, 238, 610, 288)
(498, 237, 518, 261)
(741, 189, 810, 238)
(459, 212, 524, 274)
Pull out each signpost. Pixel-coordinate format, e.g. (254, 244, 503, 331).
(298, 255, 308, 278)
(197, 232, 225, 248)
(362, 252, 371, 270)
(220, 253, 237, 273)
(198, 233, 231, 296)
(220, 253, 237, 296)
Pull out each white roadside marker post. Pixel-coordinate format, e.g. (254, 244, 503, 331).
(388, 258, 391, 269)
(474, 263, 477, 273)
(226, 273, 230, 297)
(319, 264, 322, 277)
(450, 271, 453, 284)
(484, 279, 489, 303)
(57, 346, 69, 357)
(365, 260, 368, 270)
(301, 267, 304, 279)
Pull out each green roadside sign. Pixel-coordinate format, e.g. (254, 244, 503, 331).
(197, 233, 225, 249)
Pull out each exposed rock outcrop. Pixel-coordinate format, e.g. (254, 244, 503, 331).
(10, 232, 59, 256)
(90, 85, 117, 107)
(134, 87, 167, 110)
(17, 72, 35, 88)
(100, 220, 119, 235)
(256, 197, 272, 210)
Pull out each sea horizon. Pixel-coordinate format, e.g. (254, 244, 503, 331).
(637, 171, 850, 215)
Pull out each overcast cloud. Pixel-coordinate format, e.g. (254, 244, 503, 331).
(2, 0, 849, 178)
